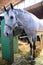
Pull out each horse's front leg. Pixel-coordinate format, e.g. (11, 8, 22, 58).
(32, 36, 37, 60)
(28, 37, 33, 59)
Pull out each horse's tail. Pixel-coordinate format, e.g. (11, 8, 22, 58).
(39, 19, 43, 32)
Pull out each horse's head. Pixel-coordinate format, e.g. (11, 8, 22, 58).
(4, 3, 18, 37)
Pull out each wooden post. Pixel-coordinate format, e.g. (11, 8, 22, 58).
(13, 36, 18, 53)
(1, 20, 14, 64)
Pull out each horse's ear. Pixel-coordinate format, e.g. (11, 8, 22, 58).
(4, 6, 7, 11)
(10, 3, 13, 10)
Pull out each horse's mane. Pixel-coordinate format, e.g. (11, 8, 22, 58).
(14, 8, 39, 21)
(14, 8, 30, 15)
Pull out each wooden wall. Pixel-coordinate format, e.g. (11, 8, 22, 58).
(29, 6, 43, 19)
(25, 2, 43, 19)
(0, 0, 23, 13)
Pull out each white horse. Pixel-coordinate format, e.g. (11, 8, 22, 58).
(4, 3, 43, 60)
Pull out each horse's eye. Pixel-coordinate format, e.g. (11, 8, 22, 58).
(10, 16, 13, 19)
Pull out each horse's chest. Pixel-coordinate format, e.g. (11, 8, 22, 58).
(24, 26, 35, 36)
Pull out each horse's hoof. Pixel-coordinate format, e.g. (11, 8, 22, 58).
(30, 59, 36, 65)
(31, 59, 36, 63)
(28, 55, 33, 60)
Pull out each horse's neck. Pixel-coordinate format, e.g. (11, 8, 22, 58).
(14, 9, 25, 25)
(14, 9, 40, 26)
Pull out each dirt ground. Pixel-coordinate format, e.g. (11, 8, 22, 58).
(0, 38, 43, 65)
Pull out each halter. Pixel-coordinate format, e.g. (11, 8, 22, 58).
(5, 22, 17, 30)
(5, 24, 12, 29)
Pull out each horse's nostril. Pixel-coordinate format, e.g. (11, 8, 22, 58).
(6, 33, 8, 36)
(10, 16, 13, 19)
